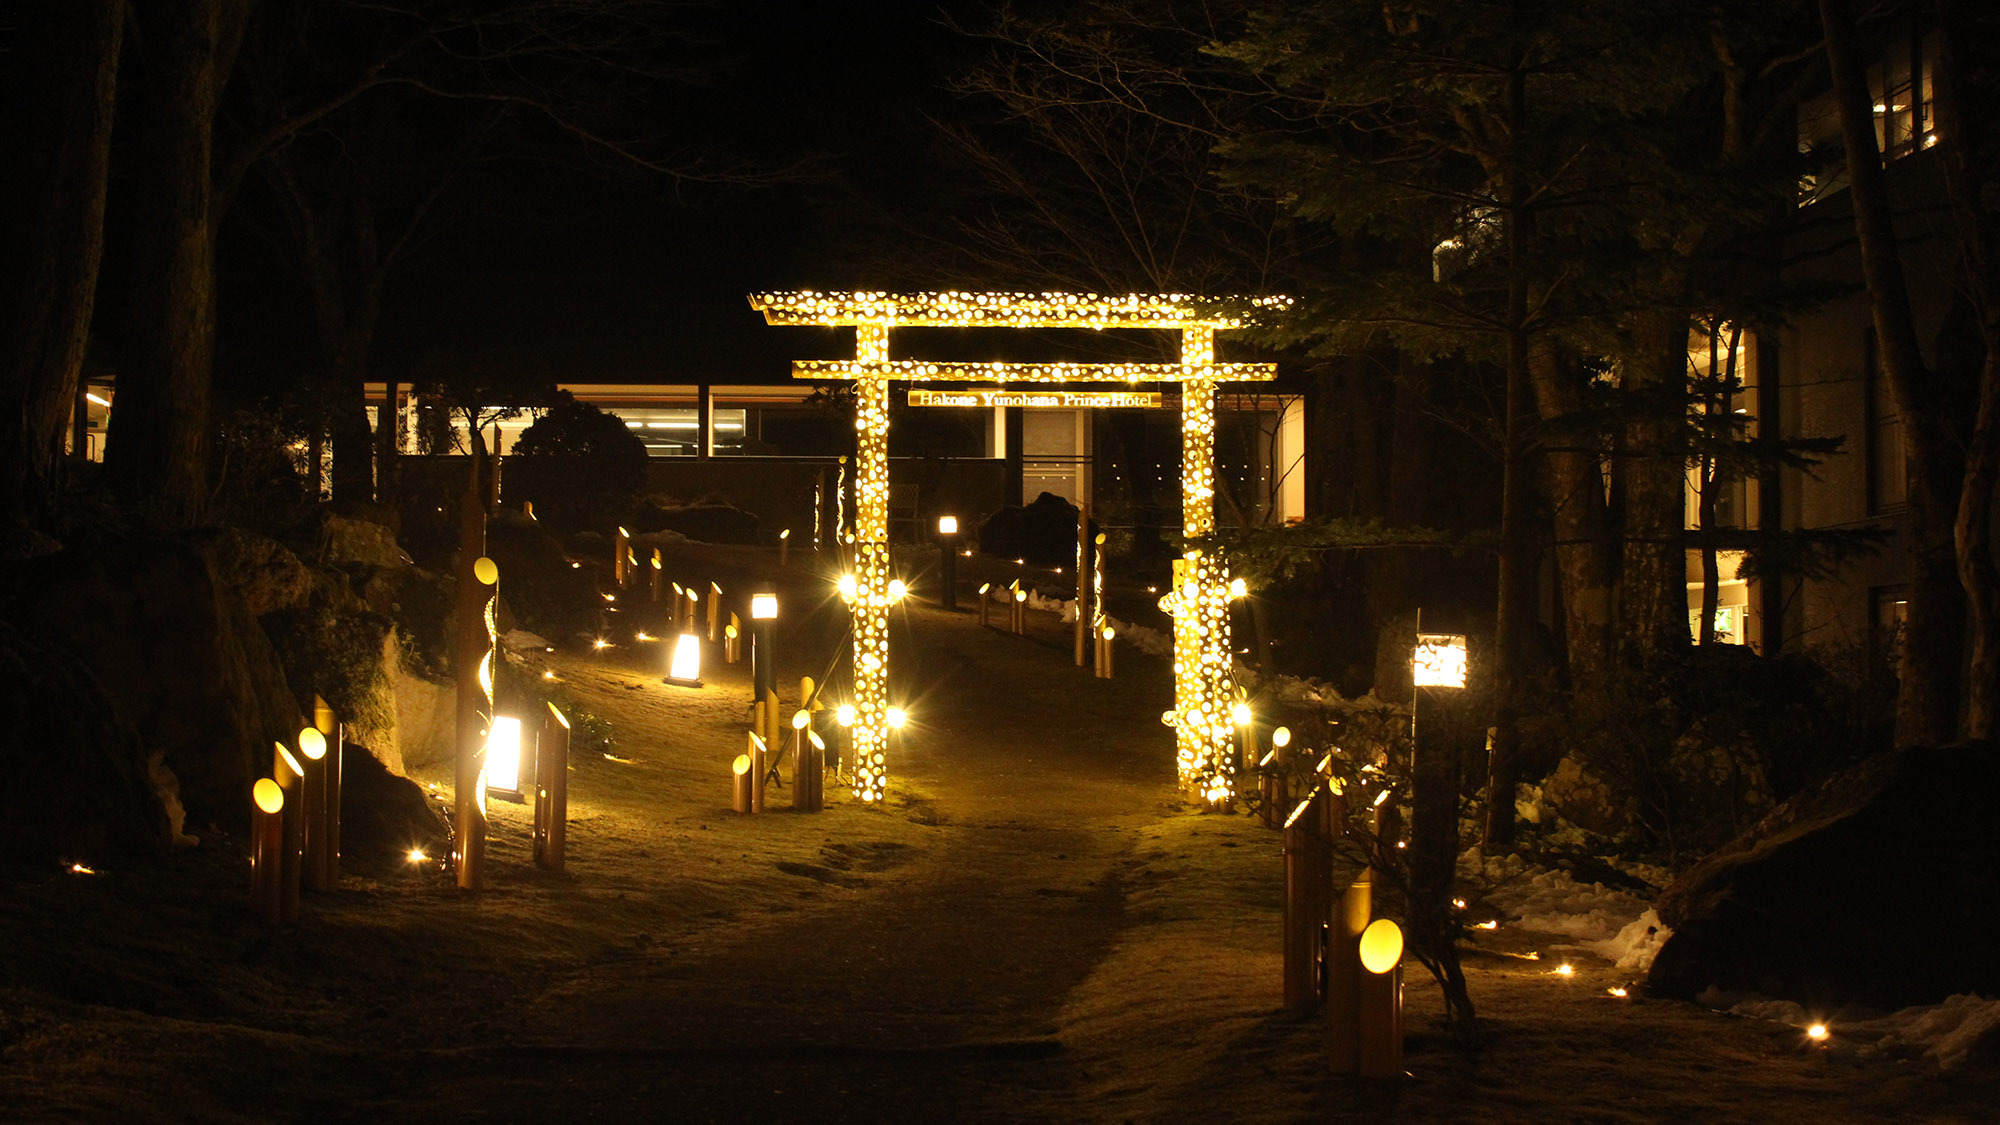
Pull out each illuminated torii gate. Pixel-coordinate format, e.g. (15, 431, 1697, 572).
(748, 291, 1285, 806)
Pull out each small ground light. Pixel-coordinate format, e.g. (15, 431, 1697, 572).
(888, 578, 907, 600)
(1807, 1023, 1829, 1042)
(887, 707, 907, 728)
(836, 704, 856, 727)
(1553, 963, 1575, 977)
(1228, 577, 1248, 598)
(406, 849, 428, 864)
(1231, 701, 1252, 726)
(1607, 987, 1629, 998)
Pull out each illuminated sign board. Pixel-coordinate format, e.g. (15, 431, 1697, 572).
(907, 388, 1163, 409)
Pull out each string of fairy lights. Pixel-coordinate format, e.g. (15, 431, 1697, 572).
(749, 291, 1285, 805)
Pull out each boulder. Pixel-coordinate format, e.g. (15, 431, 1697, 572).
(1648, 743, 2000, 1009)
(389, 659, 456, 771)
(0, 535, 299, 835)
(312, 511, 412, 571)
(197, 526, 311, 615)
(338, 743, 450, 876)
(0, 619, 172, 867)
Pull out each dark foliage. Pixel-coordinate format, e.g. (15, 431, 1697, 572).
(501, 392, 648, 535)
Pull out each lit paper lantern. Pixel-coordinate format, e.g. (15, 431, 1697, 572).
(1413, 633, 1469, 688)
(485, 715, 524, 798)
(665, 633, 703, 687)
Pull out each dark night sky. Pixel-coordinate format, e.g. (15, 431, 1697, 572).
(219, 0, 1000, 398)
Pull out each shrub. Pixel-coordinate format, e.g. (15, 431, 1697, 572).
(501, 393, 647, 534)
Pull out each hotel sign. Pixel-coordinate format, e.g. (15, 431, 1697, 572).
(907, 388, 1163, 409)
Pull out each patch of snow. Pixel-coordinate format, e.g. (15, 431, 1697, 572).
(1713, 992, 2000, 1072)
(1583, 908, 1670, 971)
(502, 629, 553, 653)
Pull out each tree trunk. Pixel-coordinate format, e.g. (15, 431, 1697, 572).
(105, 0, 257, 524)
(0, 1, 124, 529)
(1820, 0, 1966, 747)
(1937, 0, 2000, 739)
(1619, 307, 1695, 672)
(1530, 343, 1620, 687)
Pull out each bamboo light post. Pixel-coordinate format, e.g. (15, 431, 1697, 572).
(312, 695, 342, 886)
(1328, 861, 1372, 1071)
(453, 550, 499, 892)
(750, 591, 780, 751)
(978, 582, 992, 627)
(536, 702, 570, 871)
(746, 730, 768, 814)
(650, 550, 662, 603)
(1282, 787, 1333, 1014)
(725, 616, 741, 663)
(273, 742, 305, 924)
(1356, 918, 1406, 1079)
(1010, 582, 1026, 634)
(685, 586, 701, 639)
(1260, 726, 1292, 828)
(250, 778, 284, 925)
(707, 582, 722, 642)
(1074, 503, 1090, 666)
(779, 527, 791, 566)
(298, 725, 330, 891)
(614, 526, 630, 588)
(792, 709, 823, 812)
(1090, 532, 1107, 669)
(937, 515, 959, 610)
(732, 752, 754, 814)
(1097, 624, 1116, 678)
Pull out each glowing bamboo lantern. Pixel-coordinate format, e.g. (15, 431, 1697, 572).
(273, 742, 305, 924)
(1010, 582, 1026, 635)
(1413, 633, 1469, 689)
(978, 582, 992, 627)
(746, 730, 768, 814)
(707, 582, 722, 642)
(649, 550, 662, 603)
(1097, 623, 1116, 679)
(1260, 726, 1292, 828)
(454, 550, 499, 892)
(685, 586, 701, 636)
(1356, 918, 1405, 1079)
(732, 752, 753, 814)
(1328, 863, 1375, 1073)
(250, 778, 284, 925)
(536, 702, 569, 870)
(726, 615, 741, 663)
(311, 695, 342, 886)
(298, 725, 330, 891)
(779, 527, 791, 567)
(614, 526, 631, 587)
(1282, 789, 1333, 1014)
(671, 581, 685, 630)
(793, 709, 822, 812)
(1075, 502, 1091, 667)
(750, 592, 779, 749)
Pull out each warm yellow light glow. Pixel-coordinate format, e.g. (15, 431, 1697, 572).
(1231, 702, 1252, 726)
(793, 709, 811, 730)
(668, 633, 702, 683)
(1413, 633, 1469, 688)
(1807, 1023, 1829, 1042)
(635, 631, 654, 642)
(592, 638, 609, 650)
(1228, 577, 1248, 599)
(887, 578, 907, 601)
(887, 707, 907, 729)
(1101, 625, 1115, 640)
(751, 593, 779, 620)
(1272, 726, 1291, 749)
(838, 573, 860, 601)
(543, 670, 556, 680)
(1014, 587, 1027, 603)
(1608, 987, 1629, 998)
(938, 515, 958, 535)
(836, 704, 856, 727)
(472, 556, 498, 586)
(779, 528, 791, 540)
(86, 391, 111, 407)
(978, 582, 991, 596)
(406, 848, 428, 864)
(253, 777, 284, 815)
(733, 753, 752, 777)
(1553, 963, 1575, 978)
(69, 862, 98, 875)
(485, 715, 523, 794)
(298, 726, 326, 761)
(276, 743, 302, 779)
(1475, 920, 1500, 931)
(1358, 919, 1404, 975)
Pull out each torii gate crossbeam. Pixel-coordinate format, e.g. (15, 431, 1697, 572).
(749, 290, 1286, 806)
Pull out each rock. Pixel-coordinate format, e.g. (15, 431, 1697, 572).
(1540, 755, 1637, 838)
(388, 658, 455, 771)
(1648, 743, 2000, 1009)
(978, 492, 1088, 567)
(197, 527, 311, 615)
(1, 535, 302, 830)
(338, 743, 450, 876)
(312, 511, 412, 571)
(0, 619, 172, 866)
